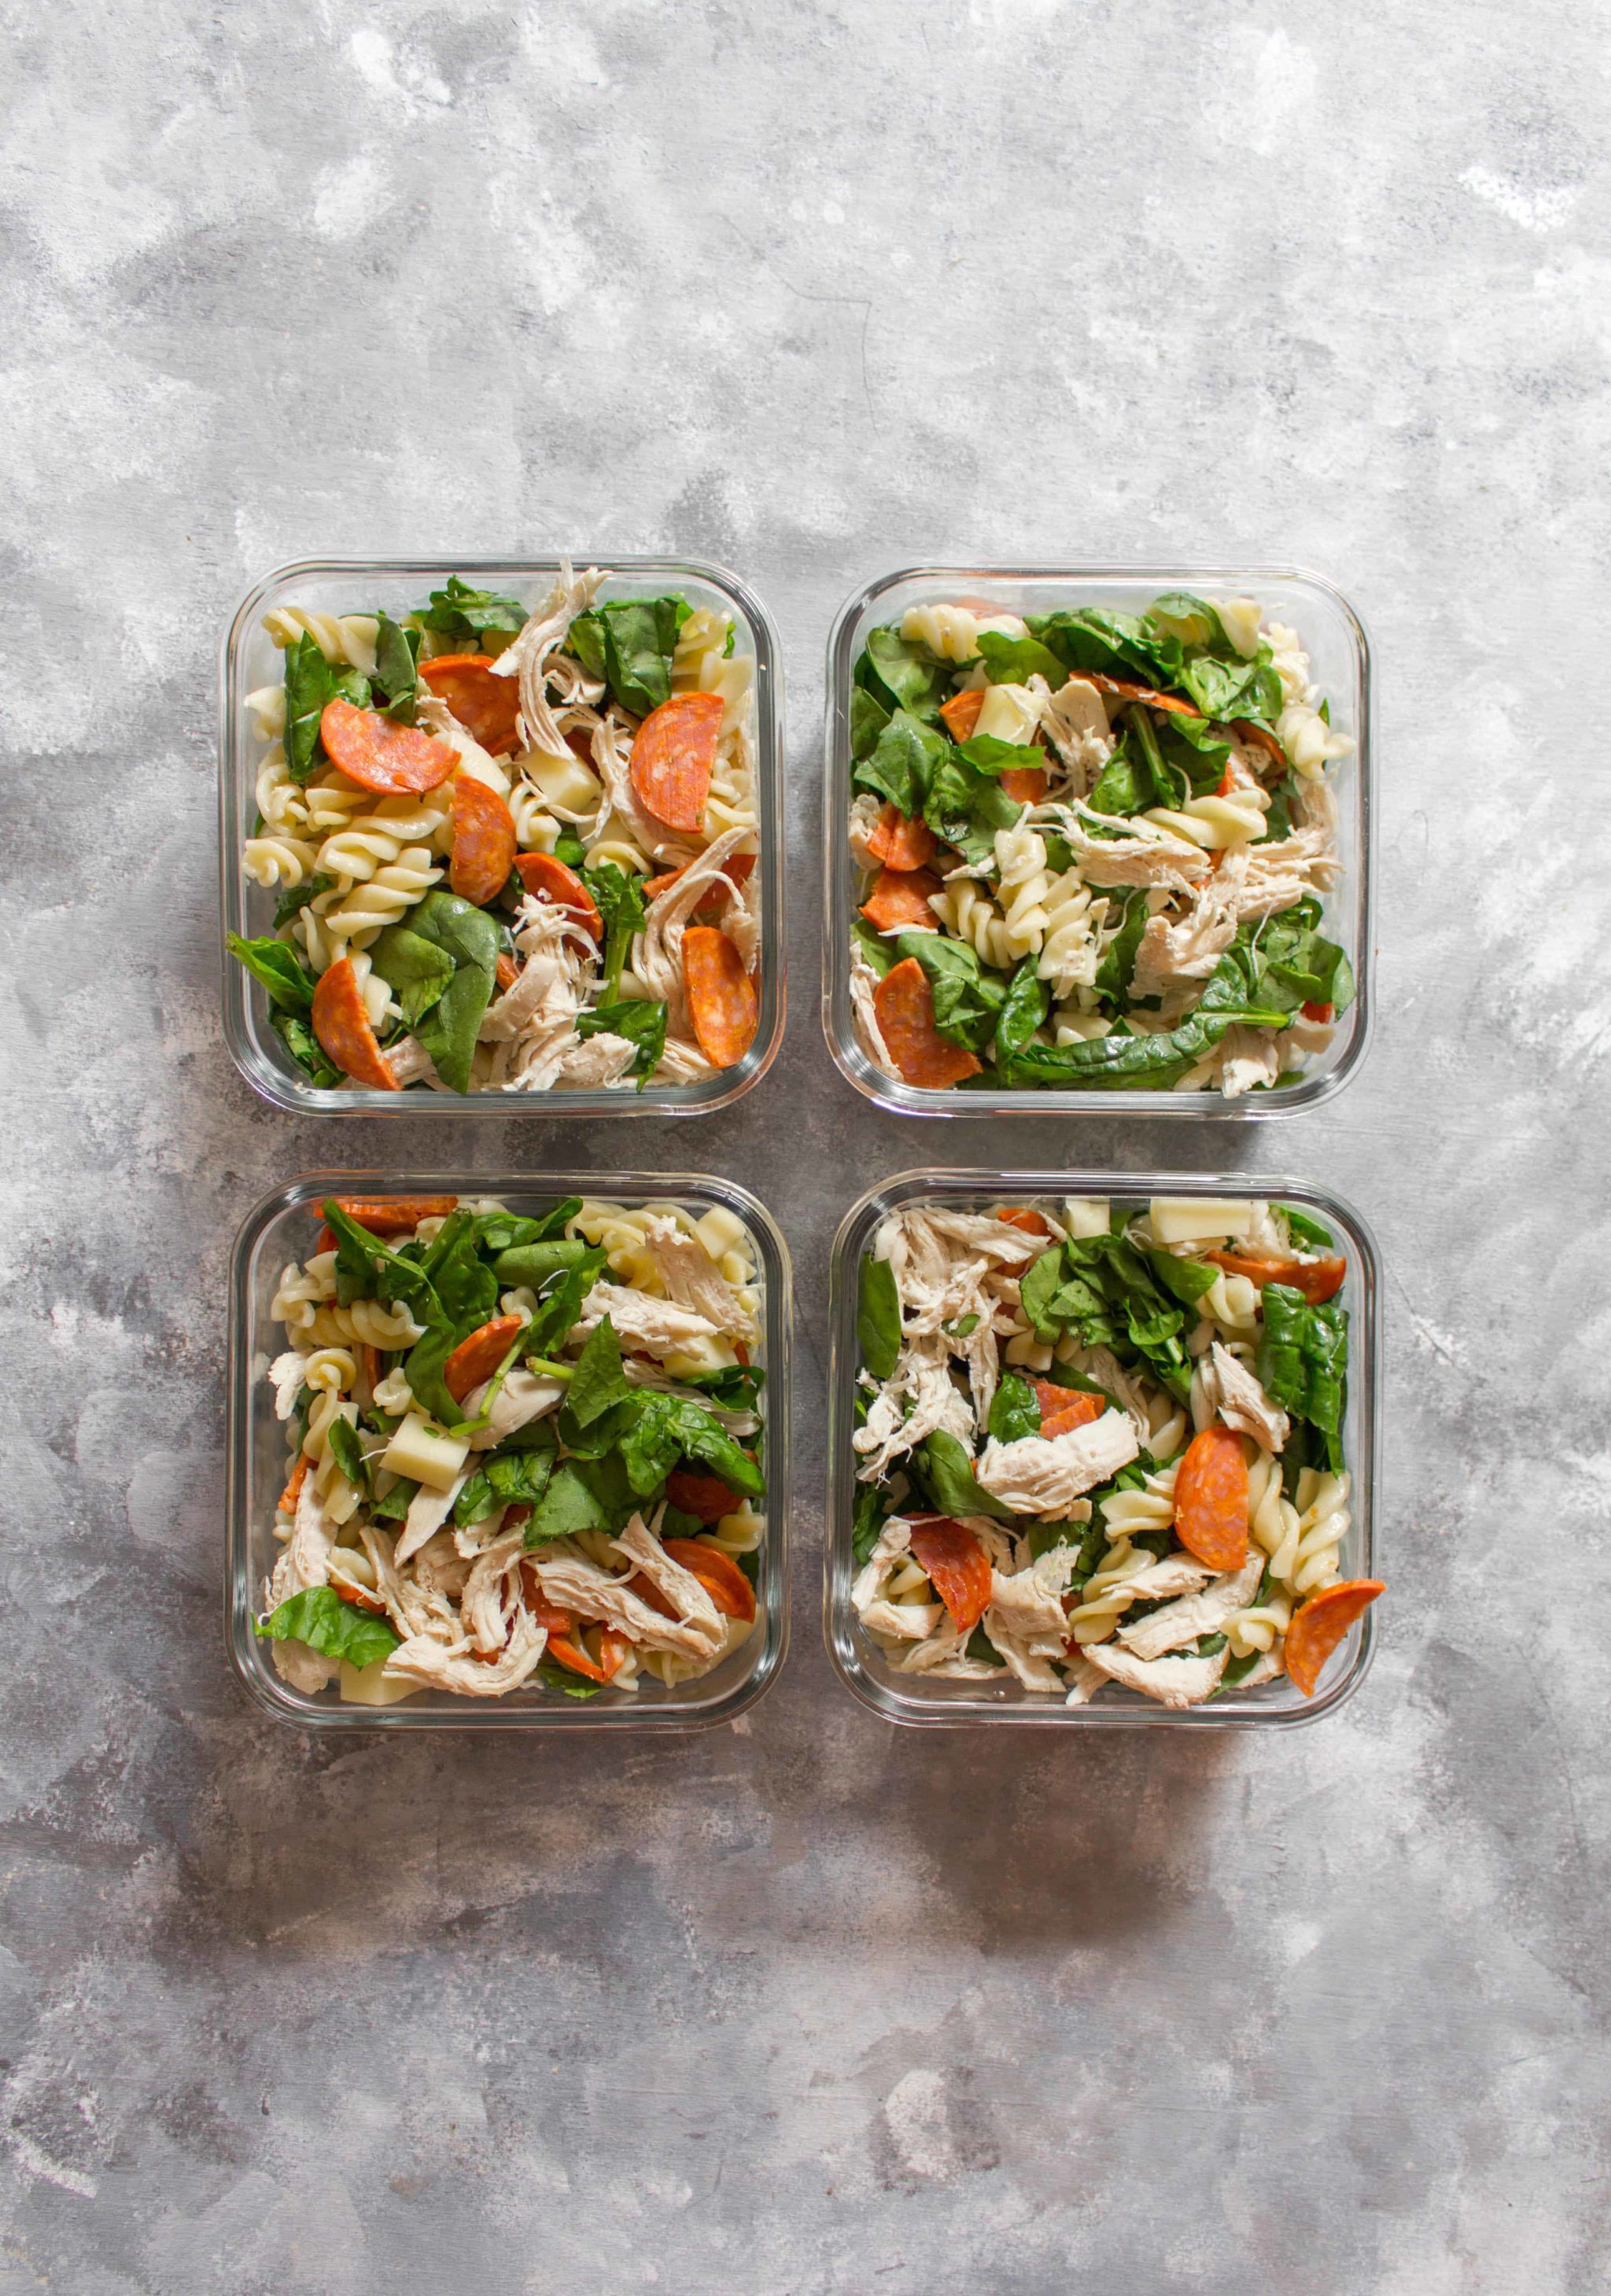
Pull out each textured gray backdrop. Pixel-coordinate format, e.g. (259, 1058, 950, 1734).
(2, 3, 1605, 2290)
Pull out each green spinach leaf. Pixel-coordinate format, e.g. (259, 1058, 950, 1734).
(255, 1585, 399, 1670)
(988, 1371, 1041, 1443)
(857, 1255, 902, 1380)
(917, 1430, 1012, 1520)
(227, 933, 318, 1015)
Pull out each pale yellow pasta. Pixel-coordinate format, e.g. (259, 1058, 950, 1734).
(316, 846, 441, 948)
(300, 1388, 362, 1525)
(243, 833, 321, 890)
(263, 607, 380, 676)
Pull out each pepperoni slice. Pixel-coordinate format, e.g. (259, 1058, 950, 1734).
(662, 1538, 757, 1623)
(1030, 1383, 1107, 1440)
(1232, 718, 1288, 766)
(495, 952, 519, 993)
(859, 866, 942, 934)
(1284, 1579, 1384, 1697)
(872, 957, 981, 1089)
(511, 851, 603, 941)
(665, 1468, 742, 1524)
(311, 956, 400, 1089)
(328, 1196, 458, 1236)
(683, 926, 758, 1068)
(997, 1207, 1052, 1238)
(865, 805, 939, 872)
(1174, 1425, 1249, 1572)
(418, 653, 522, 757)
(939, 688, 984, 740)
(908, 1517, 992, 1634)
(1203, 1249, 1347, 1305)
(624, 1571, 678, 1620)
(1078, 673, 1199, 719)
(448, 776, 518, 906)
(999, 763, 1049, 802)
(318, 698, 457, 794)
(643, 851, 755, 917)
(629, 691, 723, 831)
(444, 1314, 525, 1403)
(525, 1592, 577, 1638)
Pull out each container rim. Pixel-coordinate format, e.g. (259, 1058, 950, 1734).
(227, 1166, 792, 1730)
(823, 1165, 1381, 1728)
(820, 562, 1374, 1119)
(219, 555, 787, 1118)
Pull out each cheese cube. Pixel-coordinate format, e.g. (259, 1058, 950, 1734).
(973, 682, 1041, 745)
(1149, 1197, 1257, 1244)
(381, 1410, 471, 1491)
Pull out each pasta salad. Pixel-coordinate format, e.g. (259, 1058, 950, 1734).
(846, 592, 1352, 1096)
(229, 567, 761, 1096)
(850, 1194, 1381, 1708)
(258, 1192, 767, 1704)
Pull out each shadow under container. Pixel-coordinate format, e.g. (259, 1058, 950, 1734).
(825, 1168, 1381, 1728)
(228, 1170, 791, 1731)
(221, 556, 785, 1116)
(822, 564, 1372, 1119)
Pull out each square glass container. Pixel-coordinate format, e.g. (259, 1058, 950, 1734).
(822, 565, 1372, 1118)
(825, 1168, 1381, 1728)
(221, 558, 785, 1115)
(228, 1170, 791, 1731)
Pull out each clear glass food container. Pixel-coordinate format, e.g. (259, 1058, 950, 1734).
(825, 1168, 1381, 1728)
(220, 558, 785, 1115)
(227, 1170, 791, 1731)
(822, 565, 1372, 1118)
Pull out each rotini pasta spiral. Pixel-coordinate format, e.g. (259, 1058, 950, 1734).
(316, 846, 441, 947)
(1036, 872, 1107, 998)
(1288, 1469, 1349, 1597)
(271, 1256, 336, 1332)
(255, 752, 309, 835)
(994, 825, 1052, 956)
(1142, 785, 1270, 849)
(927, 880, 1016, 970)
(300, 1346, 357, 1394)
(305, 1296, 426, 1350)
(243, 833, 321, 890)
(263, 607, 380, 676)
(317, 794, 453, 883)
(1098, 1461, 1179, 1542)
(300, 1388, 362, 1525)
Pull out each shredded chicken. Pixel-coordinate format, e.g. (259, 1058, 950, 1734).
(1215, 1025, 1284, 1100)
(573, 1283, 721, 1358)
(1052, 805, 1214, 892)
(490, 560, 606, 765)
(975, 1410, 1139, 1516)
(853, 1335, 977, 1480)
(1196, 1341, 1290, 1451)
(1117, 1553, 1266, 1664)
(633, 826, 750, 1022)
(643, 1216, 756, 1343)
(1081, 1641, 1229, 1708)
(1130, 887, 1239, 1001)
(849, 953, 894, 1068)
(384, 1609, 550, 1698)
(264, 1473, 338, 1690)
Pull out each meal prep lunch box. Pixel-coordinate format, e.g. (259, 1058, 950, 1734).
(824, 1166, 1381, 1728)
(822, 565, 1372, 1119)
(221, 557, 785, 1116)
(227, 1170, 791, 1731)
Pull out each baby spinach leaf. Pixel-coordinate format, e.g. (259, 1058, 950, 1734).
(271, 1011, 342, 1087)
(400, 1326, 466, 1429)
(1147, 1251, 1218, 1307)
(988, 1372, 1041, 1443)
(622, 1394, 765, 1499)
(523, 1461, 609, 1544)
(1280, 1204, 1336, 1251)
(1129, 707, 1189, 810)
(857, 626, 949, 723)
(1257, 1284, 1347, 1465)
(1027, 607, 1179, 689)
(283, 632, 334, 782)
(850, 686, 891, 761)
(922, 747, 1023, 843)
(403, 891, 500, 1093)
(857, 1255, 902, 1380)
(473, 1200, 578, 1256)
(1145, 592, 1230, 652)
(852, 917, 898, 979)
(964, 1626, 1008, 1666)
(1019, 1244, 1068, 1340)
(455, 1440, 557, 1527)
(1177, 652, 1260, 722)
(676, 1362, 765, 1410)
(372, 610, 420, 723)
(370, 923, 456, 1029)
(492, 1236, 591, 1291)
(975, 629, 1067, 686)
(953, 732, 1040, 777)
(325, 1415, 370, 1493)
(227, 933, 318, 1015)
(369, 1476, 418, 1523)
(918, 1429, 1012, 1520)
(255, 1585, 399, 1670)
(418, 576, 525, 652)
(1091, 890, 1147, 1003)
(525, 1248, 607, 1357)
(1155, 711, 1232, 794)
(993, 957, 1050, 1076)
(566, 1316, 633, 1429)
(576, 997, 666, 1084)
(854, 707, 948, 820)
(536, 1661, 605, 1699)
(851, 1480, 892, 1567)
(584, 864, 649, 1001)
(573, 1450, 650, 1528)
(892, 931, 1008, 1050)
(1088, 728, 1145, 817)
(567, 596, 690, 718)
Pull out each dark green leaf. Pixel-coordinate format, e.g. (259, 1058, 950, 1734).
(850, 687, 891, 761)
(584, 863, 650, 1001)
(370, 923, 457, 1030)
(403, 891, 500, 1093)
(988, 1372, 1041, 1443)
(566, 1316, 633, 1429)
(851, 917, 898, 979)
(368, 1476, 417, 1523)
(853, 707, 949, 820)
(493, 1237, 592, 1291)
(272, 872, 334, 930)
(527, 1248, 606, 1354)
(536, 1661, 605, 1699)
(1088, 727, 1146, 817)
(576, 997, 666, 1084)
(271, 1010, 342, 1087)
(523, 1461, 608, 1544)
(857, 1255, 902, 1380)
(255, 1585, 399, 1670)
(325, 1414, 370, 1493)
(283, 632, 334, 783)
(1280, 1205, 1336, 1251)
(1147, 1251, 1218, 1307)
(993, 956, 1049, 1077)
(891, 931, 1008, 1051)
(418, 576, 525, 650)
(975, 629, 1068, 686)
(567, 595, 690, 717)
(373, 610, 419, 723)
(1019, 1244, 1068, 1340)
(227, 933, 318, 1015)
(1093, 890, 1148, 1004)
(917, 1430, 1012, 1520)
(857, 625, 949, 723)
(964, 1625, 1008, 1667)
(852, 1480, 893, 1566)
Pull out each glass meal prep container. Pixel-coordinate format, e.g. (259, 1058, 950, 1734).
(227, 1170, 791, 1731)
(822, 565, 1372, 1119)
(825, 1168, 1381, 1729)
(220, 557, 785, 1116)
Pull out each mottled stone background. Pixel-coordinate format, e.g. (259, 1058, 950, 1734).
(1, 2, 1606, 2289)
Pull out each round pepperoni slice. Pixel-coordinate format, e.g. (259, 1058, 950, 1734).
(908, 1517, 992, 1634)
(872, 958, 982, 1089)
(629, 691, 723, 831)
(665, 1467, 743, 1524)
(318, 698, 457, 794)
(512, 852, 603, 940)
(1174, 1425, 1249, 1572)
(1030, 1382, 1107, 1440)
(661, 1538, 757, 1623)
(865, 805, 939, 872)
(683, 926, 758, 1068)
(311, 957, 400, 1090)
(418, 653, 522, 757)
(448, 776, 518, 906)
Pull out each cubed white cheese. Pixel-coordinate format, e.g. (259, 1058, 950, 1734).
(1063, 1196, 1110, 1239)
(973, 682, 1041, 745)
(1149, 1196, 1258, 1244)
(340, 1657, 419, 1707)
(1215, 596, 1264, 658)
(381, 1410, 472, 1490)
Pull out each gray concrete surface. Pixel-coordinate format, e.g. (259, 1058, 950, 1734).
(2, 2, 1606, 2289)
